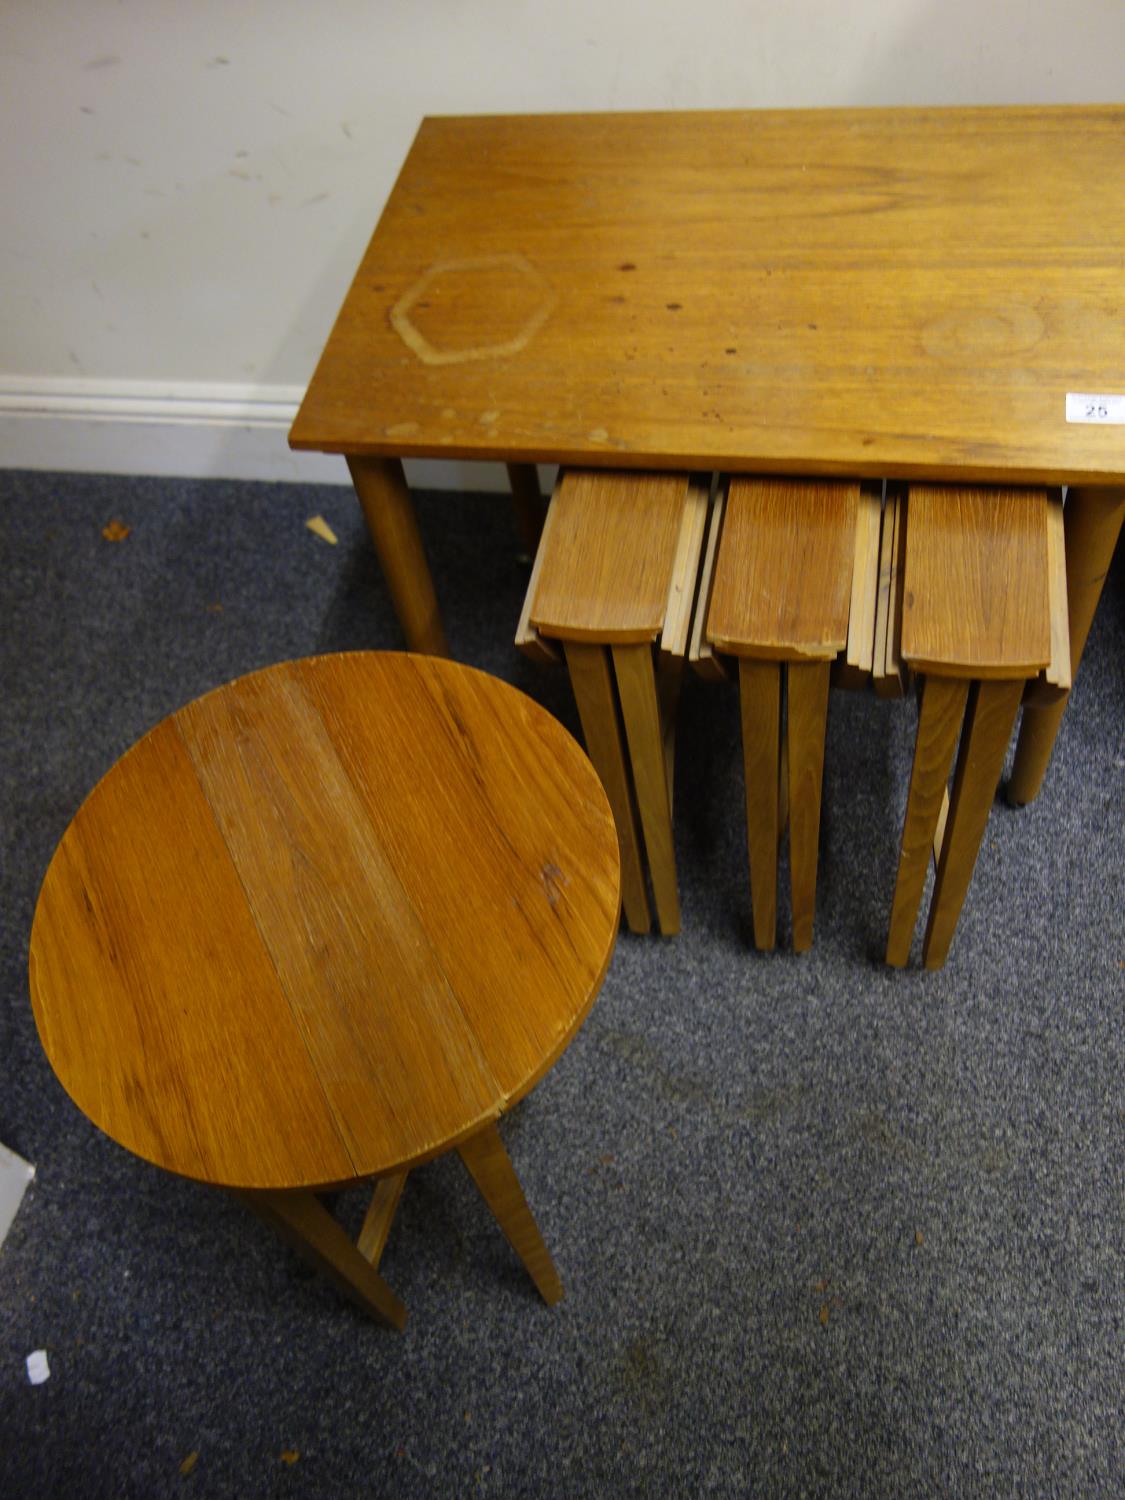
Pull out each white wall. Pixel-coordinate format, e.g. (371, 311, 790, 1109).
(3, 0, 1122, 483)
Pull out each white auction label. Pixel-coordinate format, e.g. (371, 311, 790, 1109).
(1066, 393, 1125, 424)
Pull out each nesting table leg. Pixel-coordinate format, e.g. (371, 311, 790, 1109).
(886, 675, 969, 967)
(786, 660, 831, 953)
(357, 1170, 409, 1267)
(346, 456, 449, 657)
(458, 1122, 564, 1306)
(235, 1187, 408, 1330)
(923, 678, 1024, 969)
(564, 641, 652, 934)
(1009, 485, 1125, 805)
(506, 463, 548, 556)
(613, 643, 681, 936)
(739, 659, 781, 950)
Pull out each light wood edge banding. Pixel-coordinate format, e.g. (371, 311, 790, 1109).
(844, 481, 883, 677)
(887, 485, 909, 689)
(1023, 487, 1072, 706)
(515, 472, 564, 664)
(1045, 487, 1071, 690)
(933, 785, 951, 869)
(873, 485, 909, 698)
(871, 486, 895, 695)
(660, 474, 712, 663)
(687, 478, 730, 681)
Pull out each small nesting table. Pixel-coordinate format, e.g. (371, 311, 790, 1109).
(29, 653, 620, 1327)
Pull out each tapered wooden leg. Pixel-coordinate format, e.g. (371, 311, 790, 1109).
(1009, 485, 1125, 804)
(886, 675, 969, 967)
(457, 1122, 563, 1306)
(786, 660, 831, 953)
(346, 456, 449, 657)
(235, 1188, 407, 1330)
(923, 678, 1024, 969)
(507, 463, 548, 556)
(613, 644, 680, 936)
(357, 1170, 409, 1268)
(564, 642, 651, 933)
(739, 658, 781, 950)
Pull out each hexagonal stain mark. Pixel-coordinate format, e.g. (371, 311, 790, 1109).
(390, 253, 557, 366)
(921, 301, 1045, 363)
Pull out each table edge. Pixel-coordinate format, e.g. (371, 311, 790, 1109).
(288, 436, 1125, 491)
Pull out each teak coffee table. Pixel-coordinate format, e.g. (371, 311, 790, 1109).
(290, 106, 1125, 801)
(29, 653, 620, 1327)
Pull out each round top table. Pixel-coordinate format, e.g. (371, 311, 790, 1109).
(29, 652, 620, 1325)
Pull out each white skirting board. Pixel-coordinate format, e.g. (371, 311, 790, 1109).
(0, 377, 549, 493)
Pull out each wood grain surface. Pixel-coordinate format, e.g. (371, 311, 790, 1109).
(529, 470, 691, 642)
(688, 481, 729, 681)
(872, 484, 910, 697)
(612, 642, 680, 935)
(458, 1122, 564, 1306)
(660, 475, 712, 660)
(885, 674, 970, 967)
(1008, 484, 1125, 803)
(842, 483, 883, 680)
(900, 485, 1051, 676)
(563, 640, 652, 934)
(346, 457, 449, 656)
(786, 660, 832, 952)
(291, 108, 1125, 487)
(922, 678, 1025, 968)
(739, 659, 781, 950)
(29, 654, 620, 1191)
(706, 477, 858, 658)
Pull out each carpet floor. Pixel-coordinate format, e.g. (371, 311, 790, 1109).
(2, 469, 1123, 1497)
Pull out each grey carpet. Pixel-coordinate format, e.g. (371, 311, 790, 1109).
(1, 468, 1122, 1497)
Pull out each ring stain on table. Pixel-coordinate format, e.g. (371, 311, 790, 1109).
(390, 253, 557, 367)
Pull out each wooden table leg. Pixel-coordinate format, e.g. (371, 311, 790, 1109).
(564, 641, 651, 934)
(739, 658, 781, 951)
(234, 1187, 408, 1330)
(457, 1122, 564, 1306)
(346, 456, 450, 657)
(923, 678, 1024, 969)
(613, 643, 681, 936)
(786, 660, 831, 953)
(886, 675, 969, 967)
(1008, 485, 1125, 805)
(357, 1170, 409, 1268)
(506, 462, 547, 556)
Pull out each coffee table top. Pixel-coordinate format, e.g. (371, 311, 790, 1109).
(290, 106, 1125, 487)
(29, 654, 620, 1192)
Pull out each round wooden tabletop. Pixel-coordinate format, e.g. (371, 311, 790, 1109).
(29, 653, 620, 1191)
